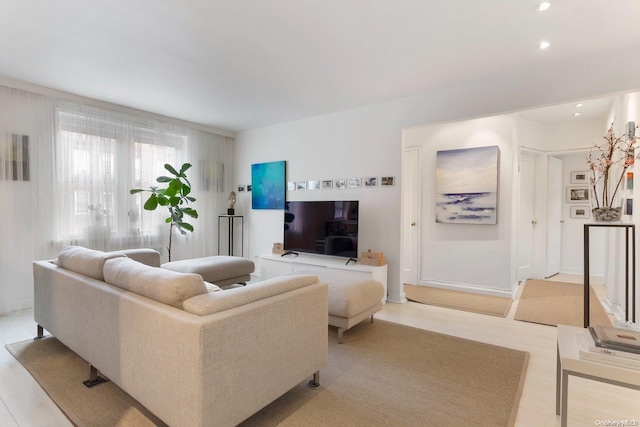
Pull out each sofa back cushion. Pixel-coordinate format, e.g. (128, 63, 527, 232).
(182, 274, 319, 316)
(57, 246, 126, 281)
(110, 248, 161, 267)
(103, 257, 207, 309)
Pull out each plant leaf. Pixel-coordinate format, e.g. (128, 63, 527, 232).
(180, 163, 192, 174)
(182, 208, 198, 218)
(164, 164, 179, 176)
(156, 176, 173, 183)
(129, 189, 144, 194)
(143, 194, 158, 210)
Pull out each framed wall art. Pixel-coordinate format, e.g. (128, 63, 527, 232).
(570, 170, 589, 184)
(435, 145, 499, 224)
(570, 205, 590, 219)
(566, 187, 589, 203)
(251, 160, 286, 209)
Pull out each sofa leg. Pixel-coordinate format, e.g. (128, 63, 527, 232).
(83, 365, 107, 388)
(370, 314, 374, 324)
(337, 327, 343, 344)
(34, 325, 44, 340)
(307, 371, 320, 389)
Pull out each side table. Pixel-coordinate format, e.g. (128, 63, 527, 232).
(218, 215, 243, 256)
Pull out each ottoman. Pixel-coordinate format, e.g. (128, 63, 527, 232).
(328, 279, 385, 343)
(162, 256, 255, 287)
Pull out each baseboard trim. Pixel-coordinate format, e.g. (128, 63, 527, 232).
(417, 280, 514, 299)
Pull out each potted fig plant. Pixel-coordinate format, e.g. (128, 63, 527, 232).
(130, 163, 198, 261)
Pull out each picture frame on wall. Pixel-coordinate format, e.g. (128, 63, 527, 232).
(321, 179, 333, 189)
(364, 177, 378, 187)
(335, 179, 347, 189)
(570, 170, 589, 184)
(570, 205, 590, 219)
(348, 177, 361, 188)
(296, 181, 307, 191)
(566, 187, 589, 203)
(626, 198, 633, 215)
(308, 180, 320, 190)
(381, 176, 395, 186)
(627, 172, 634, 190)
(287, 181, 295, 191)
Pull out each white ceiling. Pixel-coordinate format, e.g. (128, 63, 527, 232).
(1, 1, 639, 133)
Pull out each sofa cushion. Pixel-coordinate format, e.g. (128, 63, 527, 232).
(183, 274, 319, 316)
(103, 257, 207, 309)
(57, 246, 126, 281)
(110, 248, 161, 267)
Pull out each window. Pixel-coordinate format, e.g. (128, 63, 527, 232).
(55, 109, 184, 249)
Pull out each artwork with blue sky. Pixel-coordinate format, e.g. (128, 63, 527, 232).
(436, 146, 499, 224)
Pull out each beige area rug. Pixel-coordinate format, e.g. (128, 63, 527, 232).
(514, 279, 613, 327)
(403, 284, 513, 317)
(8, 321, 529, 427)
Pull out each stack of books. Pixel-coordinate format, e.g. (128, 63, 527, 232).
(576, 325, 640, 370)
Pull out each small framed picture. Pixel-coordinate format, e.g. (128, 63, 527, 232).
(381, 176, 395, 186)
(626, 198, 634, 215)
(627, 172, 634, 190)
(570, 171, 589, 184)
(363, 177, 378, 187)
(296, 181, 307, 191)
(246, 184, 252, 192)
(335, 179, 347, 189)
(237, 185, 245, 192)
(566, 187, 589, 203)
(308, 180, 320, 190)
(287, 181, 295, 191)
(570, 205, 590, 219)
(321, 179, 333, 189)
(349, 177, 361, 188)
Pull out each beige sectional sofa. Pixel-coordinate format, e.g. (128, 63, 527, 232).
(33, 246, 328, 427)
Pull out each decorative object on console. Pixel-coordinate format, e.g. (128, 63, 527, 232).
(272, 242, 284, 255)
(435, 145, 499, 225)
(587, 121, 639, 222)
(129, 163, 198, 261)
(227, 190, 236, 215)
(251, 160, 285, 209)
(361, 250, 386, 266)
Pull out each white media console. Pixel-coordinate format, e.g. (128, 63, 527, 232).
(260, 253, 388, 303)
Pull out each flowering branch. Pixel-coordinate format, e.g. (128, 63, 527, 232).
(587, 122, 638, 209)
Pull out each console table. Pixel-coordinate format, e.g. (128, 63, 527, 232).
(260, 253, 388, 303)
(556, 325, 640, 427)
(218, 215, 243, 257)
(583, 223, 636, 327)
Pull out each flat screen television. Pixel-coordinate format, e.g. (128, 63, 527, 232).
(284, 200, 359, 258)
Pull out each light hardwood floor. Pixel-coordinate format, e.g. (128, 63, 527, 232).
(0, 276, 638, 426)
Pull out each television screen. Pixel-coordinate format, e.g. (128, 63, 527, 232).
(284, 201, 358, 258)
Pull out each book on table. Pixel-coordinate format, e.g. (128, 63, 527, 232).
(576, 330, 640, 370)
(589, 325, 640, 354)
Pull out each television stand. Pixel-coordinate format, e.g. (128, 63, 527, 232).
(260, 253, 387, 303)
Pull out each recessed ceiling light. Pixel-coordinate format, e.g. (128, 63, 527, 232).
(539, 41, 551, 50)
(575, 103, 583, 108)
(573, 112, 581, 117)
(536, 2, 551, 12)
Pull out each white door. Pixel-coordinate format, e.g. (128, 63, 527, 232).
(517, 152, 536, 281)
(401, 147, 421, 286)
(545, 156, 563, 277)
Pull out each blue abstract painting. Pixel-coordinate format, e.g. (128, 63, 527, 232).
(252, 161, 285, 209)
(436, 146, 499, 224)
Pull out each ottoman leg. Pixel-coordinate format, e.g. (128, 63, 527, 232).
(337, 327, 343, 344)
(370, 315, 374, 323)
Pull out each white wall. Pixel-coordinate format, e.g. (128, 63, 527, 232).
(402, 115, 515, 295)
(234, 52, 640, 303)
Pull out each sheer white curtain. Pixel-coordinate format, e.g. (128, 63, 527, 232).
(0, 86, 56, 313)
(54, 102, 233, 261)
(0, 84, 233, 314)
